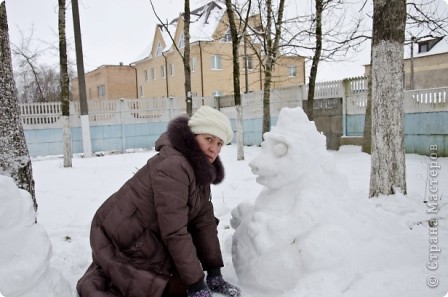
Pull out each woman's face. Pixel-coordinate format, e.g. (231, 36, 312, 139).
(195, 134, 224, 163)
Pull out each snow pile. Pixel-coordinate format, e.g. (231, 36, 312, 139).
(0, 108, 446, 296)
(0, 175, 72, 297)
(231, 107, 447, 297)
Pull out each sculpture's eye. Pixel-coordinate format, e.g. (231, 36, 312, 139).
(273, 142, 288, 158)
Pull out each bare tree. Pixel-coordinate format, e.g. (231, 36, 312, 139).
(306, 0, 323, 120)
(281, 0, 368, 120)
(369, 0, 407, 197)
(11, 29, 61, 103)
(59, 0, 72, 167)
(183, 0, 192, 116)
(0, 1, 37, 211)
(361, 37, 373, 154)
(247, 0, 286, 135)
(149, 0, 193, 116)
(362, 0, 448, 153)
(225, 0, 252, 160)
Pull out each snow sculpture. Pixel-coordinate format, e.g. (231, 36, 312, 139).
(0, 175, 72, 297)
(231, 107, 352, 293)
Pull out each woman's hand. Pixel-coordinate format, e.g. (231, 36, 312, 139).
(206, 275, 241, 297)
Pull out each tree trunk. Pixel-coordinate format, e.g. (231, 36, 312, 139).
(225, 0, 244, 160)
(59, 0, 72, 168)
(262, 0, 285, 136)
(184, 0, 192, 116)
(306, 0, 323, 121)
(262, 0, 273, 135)
(361, 72, 372, 154)
(369, 0, 407, 197)
(0, 2, 37, 212)
(362, 35, 374, 154)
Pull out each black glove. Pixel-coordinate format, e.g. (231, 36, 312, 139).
(187, 280, 212, 297)
(206, 274, 241, 297)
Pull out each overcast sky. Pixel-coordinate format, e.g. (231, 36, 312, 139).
(6, 0, 190, 71)
(4, 0, 448, 81)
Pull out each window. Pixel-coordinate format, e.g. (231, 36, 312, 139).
(156, 42, 163, 56)
(151, 68, 156, 80)
(144, 69, 149, 82)
(288, 66, 297, 77)
(139, 86, 143, 98)
(169, 63, 175, 76)
(244, 55, 254, 70)
(179, 32, 185, 49)
(97, 85, 106, 97)
(211, 55, 222, 70)
(221, 29, 232, 42)
(419, 43, 428, 53)
(417, 37, 442, 54)
(191, 57, 196, 72)
(161, 65, 166, 78)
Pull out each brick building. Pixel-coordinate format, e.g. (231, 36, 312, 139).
(133, 1, 305, 99)
(71, 64, 137, 101)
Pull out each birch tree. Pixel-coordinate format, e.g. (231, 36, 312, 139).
(275, 0, 367, 121)
(59, 0, 72, 167)
(305, 0, 366, 120)
(362, 0, 448, 153)
(0, 1, 37, 211)
(306, 0, 323, 121)
(183, 0, 192, 116)
(369, 0, 407, 197)
(150, 0, 193, 116)
(251, 0, 286, 135)
(225, 0, 251, 160)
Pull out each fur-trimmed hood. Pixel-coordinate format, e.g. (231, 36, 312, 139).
(155, 116, 225, 185)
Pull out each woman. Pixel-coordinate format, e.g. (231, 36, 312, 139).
(77, 106, 241, 297)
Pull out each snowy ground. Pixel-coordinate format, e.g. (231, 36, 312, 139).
(1, 140, 448, 296)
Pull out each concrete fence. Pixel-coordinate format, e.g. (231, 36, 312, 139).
(19, 78, 448, 157)
(344, 78, 448, 156)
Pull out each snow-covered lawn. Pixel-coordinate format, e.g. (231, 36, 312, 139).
(1, 141, 447, 296)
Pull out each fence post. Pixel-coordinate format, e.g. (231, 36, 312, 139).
(120, 99, 126, 153)
(214, 96, 220, 111)
(342, 79, 350, 136)
(169, 97, 174, 120)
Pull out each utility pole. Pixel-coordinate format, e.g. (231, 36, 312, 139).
(410, 36, 415, 90)
(71, 0, 92, 157)
(244, 33, 249, 93)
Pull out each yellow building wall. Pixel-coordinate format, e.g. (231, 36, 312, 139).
(134, 11, 305, 99)
(134, 40, 305, 98)
(71, 65, 137, 101)
(364, 52, 448, 90)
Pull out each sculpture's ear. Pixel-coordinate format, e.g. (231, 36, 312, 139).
(273, 142, 288, 158)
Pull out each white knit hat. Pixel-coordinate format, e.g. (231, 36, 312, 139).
(188, 106, 233, 144)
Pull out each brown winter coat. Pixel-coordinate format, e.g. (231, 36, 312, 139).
(77, 116, 225, 297)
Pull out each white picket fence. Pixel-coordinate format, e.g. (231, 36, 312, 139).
(18, 78, 448, 129)
(19, 86, 304, 130)
(345, 78, 448, 115)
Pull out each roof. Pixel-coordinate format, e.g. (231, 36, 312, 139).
(133, 1, 226, 63)
(404, 36, 448, 59)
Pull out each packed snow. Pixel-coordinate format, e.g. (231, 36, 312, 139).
(0, 107, 447, 297)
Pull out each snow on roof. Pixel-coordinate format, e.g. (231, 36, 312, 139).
(132, 43, 152, 63)
(189, 1, 224, 42)
(133, 1, 225, 62)
(165, 1, 225, 44)
(404, 36, 448, 59)
(160, 24, 175, 52)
